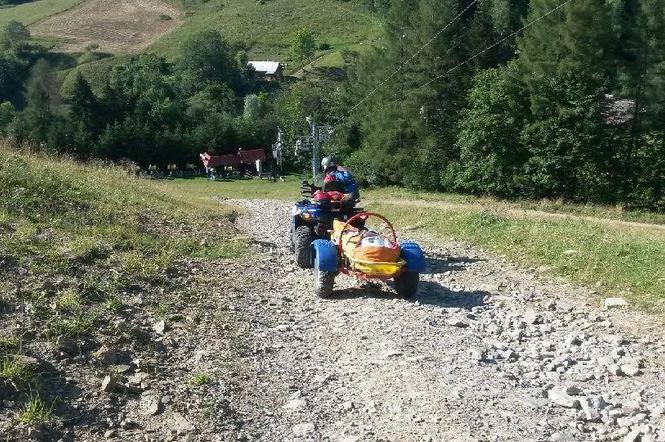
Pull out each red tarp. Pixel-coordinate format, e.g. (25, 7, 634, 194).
(238, 149, 266, 163)
(200, 149, 266, 169)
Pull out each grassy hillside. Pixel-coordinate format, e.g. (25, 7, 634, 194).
(0, 145, 244, 433)
(0, 0, 83, 27)
(150, 0, 383, 70)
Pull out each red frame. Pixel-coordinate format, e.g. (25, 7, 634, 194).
(335, 212, 402, 280)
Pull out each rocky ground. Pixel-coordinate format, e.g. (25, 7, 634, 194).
(221, 199, 665, 442)
(3, 198, 664, 441)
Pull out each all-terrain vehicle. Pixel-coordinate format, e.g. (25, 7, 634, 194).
(310, 212, 427, 298)
(289, 189, 364, 268)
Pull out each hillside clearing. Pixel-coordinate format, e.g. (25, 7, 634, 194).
(29, 0, 183, 53)
(149, 0, 383, 70)
(0, 0, 83, 28)
(0, 147, 246, 439)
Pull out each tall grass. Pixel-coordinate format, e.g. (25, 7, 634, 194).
(370, 203, 665, 316)
(0, 144, 245, 364)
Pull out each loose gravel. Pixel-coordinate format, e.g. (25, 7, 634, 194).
(223, 199, 665, 442)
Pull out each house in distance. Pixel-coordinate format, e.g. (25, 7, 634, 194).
(248, 61, 284, 81)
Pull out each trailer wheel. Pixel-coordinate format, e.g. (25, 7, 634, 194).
(394, 271, 419, 298)
(294, 226, 313, 268)
(315, 267, 335, 298)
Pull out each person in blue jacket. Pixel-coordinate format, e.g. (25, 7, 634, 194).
(320, 156, 360, 202)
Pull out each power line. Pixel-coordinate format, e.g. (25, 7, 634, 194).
(319, 0, 575, 165)
(418, 0, 576, 90)
(346, 0, 479, 115)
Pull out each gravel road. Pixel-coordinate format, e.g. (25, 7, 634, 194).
(222, 199, 665, 442)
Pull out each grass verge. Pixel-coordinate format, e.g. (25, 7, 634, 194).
(369, 202, 665, 315)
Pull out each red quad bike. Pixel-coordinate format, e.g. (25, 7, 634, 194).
(310, 212, 427, 298)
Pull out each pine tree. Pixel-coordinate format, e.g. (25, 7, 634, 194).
(517, 0, 569, 82)
(22, 60, 57, 144)
(636, 0, 665, 128)
(561, 0, 614, 79)
(349, 0, 475, 187)
(23, 78, 51, 143)
(68, 73, 99, 132)
(518, 0, 615, 109)
(624, 0, 665, 208)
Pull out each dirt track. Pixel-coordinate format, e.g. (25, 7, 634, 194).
(29, 0, 183, 53)
(6, 198, 663, 441)
(219, 199, 665, 441)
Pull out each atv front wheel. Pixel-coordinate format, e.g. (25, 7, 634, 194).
(394, 271, 419, 298)
(294, 226, 313, 268)
(315, 267, 335, 298)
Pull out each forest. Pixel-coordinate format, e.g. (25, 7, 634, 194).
(0, 0, 664, 210)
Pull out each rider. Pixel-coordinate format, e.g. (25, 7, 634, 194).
(320, 156, 360, 203)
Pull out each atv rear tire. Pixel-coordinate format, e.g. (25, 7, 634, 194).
(315, 267, 335, 298)
(394, 271, 419, 298)
(294, 226, 313, 268)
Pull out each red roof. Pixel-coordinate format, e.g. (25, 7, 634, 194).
(200, 149, 266, 168)
(200, 153, 241, 168)
(238, 149, 266, 163)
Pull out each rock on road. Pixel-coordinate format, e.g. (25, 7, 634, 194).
(223, 199, 665, 441)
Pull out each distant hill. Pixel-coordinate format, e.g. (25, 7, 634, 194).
(150, 0, 383, 71)
(1, 0, 382, 73)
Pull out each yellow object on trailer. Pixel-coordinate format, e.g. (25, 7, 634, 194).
(332, 218, 405, 278)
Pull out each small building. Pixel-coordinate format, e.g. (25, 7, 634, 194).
(200, 152, 241, 172)
(248, 61, 284, 81)
(200, 148, 267, 176)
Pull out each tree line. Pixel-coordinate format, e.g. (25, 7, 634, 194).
(1, 0, 664, 210)
(0, 22, 277, 166)
(336, 0, 664, 210)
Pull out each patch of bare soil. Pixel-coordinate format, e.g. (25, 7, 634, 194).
(30, 0, 183, 53)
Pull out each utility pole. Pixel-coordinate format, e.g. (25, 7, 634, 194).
(307, 116, 321, 183)
(295, 117, 334, 185)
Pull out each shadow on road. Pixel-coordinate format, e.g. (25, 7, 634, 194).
(425, 254, 485, 275)
(330, 279, 487, 310)
(416, 281, 487, 309)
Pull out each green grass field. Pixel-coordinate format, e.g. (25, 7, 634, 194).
(0, 0, 83, 27)
(150, 0, 383, 71)
(165, 176, 665, 316)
